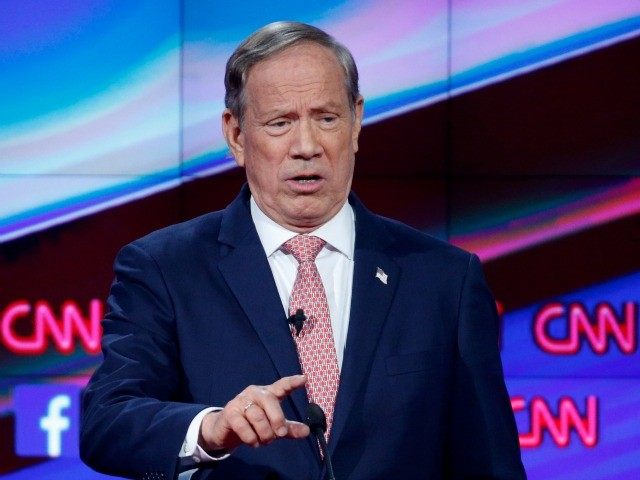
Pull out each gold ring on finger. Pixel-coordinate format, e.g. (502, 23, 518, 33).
(243, 401, 255, 413)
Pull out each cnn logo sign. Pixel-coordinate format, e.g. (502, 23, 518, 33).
(1, 300, 103, 355)
(512, 395, 598, 448)
(533, 302, 637, 354)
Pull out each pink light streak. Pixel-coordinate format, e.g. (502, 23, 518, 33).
(452, 178, 640, 261)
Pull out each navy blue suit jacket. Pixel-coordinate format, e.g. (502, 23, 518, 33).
(81, 186, 525, 479)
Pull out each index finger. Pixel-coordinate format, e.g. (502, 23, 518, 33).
(266, 374, 306, 400)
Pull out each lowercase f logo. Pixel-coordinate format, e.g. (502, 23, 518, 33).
(39, 394, 71, 456)
(14, 384, 81, 457)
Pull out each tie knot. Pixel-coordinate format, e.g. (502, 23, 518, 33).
(281, 235, 326, 263)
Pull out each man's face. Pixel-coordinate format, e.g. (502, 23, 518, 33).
(222, 42, 364, 232)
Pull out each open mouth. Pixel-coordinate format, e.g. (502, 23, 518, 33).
(292, 175, 321, 183)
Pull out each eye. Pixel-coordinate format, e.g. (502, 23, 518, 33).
(319, 115, 338, 125)
(265, 118, 292, 134)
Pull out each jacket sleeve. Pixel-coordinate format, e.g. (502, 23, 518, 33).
(446, 254, 527, 479)
(80, 241, 210, 480)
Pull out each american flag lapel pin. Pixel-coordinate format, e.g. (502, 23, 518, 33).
(375, 267, 388, 285)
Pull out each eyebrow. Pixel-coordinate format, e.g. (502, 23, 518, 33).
(259, 101, 345, 119)
(310, 101, 345, 112)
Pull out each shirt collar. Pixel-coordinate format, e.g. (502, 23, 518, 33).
(250, 196, 354, 260)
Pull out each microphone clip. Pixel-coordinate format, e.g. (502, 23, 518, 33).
(288, 308, 306, 337)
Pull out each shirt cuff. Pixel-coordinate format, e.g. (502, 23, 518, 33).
(180, 407, 231, 462)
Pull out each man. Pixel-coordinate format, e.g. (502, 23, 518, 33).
(81, 22, 526, 480)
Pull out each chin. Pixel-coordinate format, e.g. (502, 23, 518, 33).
(291, 214, 322, 227)
(285, 210, 325, 230)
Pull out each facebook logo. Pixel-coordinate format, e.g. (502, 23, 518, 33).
(14, 384, 81, 457)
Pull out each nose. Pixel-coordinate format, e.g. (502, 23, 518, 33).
(290, 119, 322, 160)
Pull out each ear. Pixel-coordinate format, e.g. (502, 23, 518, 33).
(222, 108, 245, 167)
(351, 95, 364, 153)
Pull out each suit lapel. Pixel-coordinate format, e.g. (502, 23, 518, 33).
(329, 196, 400, 456)
(216, 188, 310, 425)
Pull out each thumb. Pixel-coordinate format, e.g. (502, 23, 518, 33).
(285, 419, 310, 439)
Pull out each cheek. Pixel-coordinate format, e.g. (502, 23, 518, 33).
(244, 149, 285, 191)
(333, 146, 355, 179)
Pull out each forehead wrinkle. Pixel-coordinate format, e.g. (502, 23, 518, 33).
(256, 81, 327, 111)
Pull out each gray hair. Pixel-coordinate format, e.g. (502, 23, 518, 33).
(224, 21, 360, 124)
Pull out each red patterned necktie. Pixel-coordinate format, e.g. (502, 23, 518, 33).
(281, 235, 340, 439)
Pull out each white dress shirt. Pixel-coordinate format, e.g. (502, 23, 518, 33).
(250, 196, 355, 368)
(179, 196, 355, 473)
